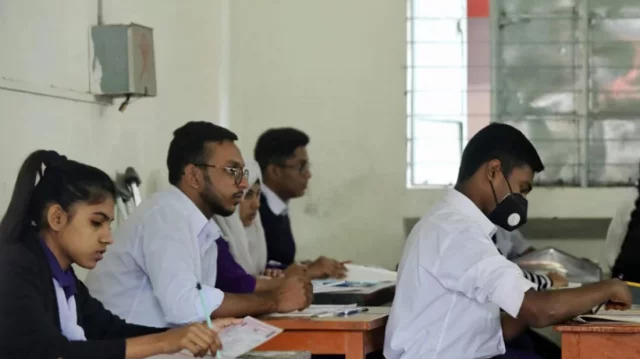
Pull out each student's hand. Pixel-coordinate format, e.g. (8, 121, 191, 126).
(606, 279, 633, 311)
(284, 264, 307, 278)
(264, 268, 285, 278)
(307, 256, 348, 279)
(547, 272, 568, 288)
(273, 274, 313, 312)
(160, 323, 221, 357)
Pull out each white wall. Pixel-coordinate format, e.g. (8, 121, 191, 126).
(229, 0, 634, 269)
(0, 0, 227, 206)
(0, 0, 228, 278)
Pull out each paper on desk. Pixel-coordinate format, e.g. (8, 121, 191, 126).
(575, 305, 640, 323)
(312, 279, 346, 293)
(343, 264, 397, 283)
(151, 351, 309, 359)
(217, 316, 282, 358)
(267, 304, 357, 318)
(313, 286, 357, 293)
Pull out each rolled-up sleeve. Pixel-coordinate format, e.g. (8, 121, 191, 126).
(141, 207, 225, 325)
(425, 228, 535, 318)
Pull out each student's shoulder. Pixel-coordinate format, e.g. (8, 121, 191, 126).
(416, 205, 477, 235)
(127, 188, 192, 224)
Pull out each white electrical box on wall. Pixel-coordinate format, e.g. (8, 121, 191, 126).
(90, 23, 157, 97)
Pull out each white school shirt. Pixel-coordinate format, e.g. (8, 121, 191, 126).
(53, 279, 86, 341)
(85, 186, 224, 328)
(261, 184, 288, 215)
(601, 191, 636, 272)
(384, 189, 535, 359)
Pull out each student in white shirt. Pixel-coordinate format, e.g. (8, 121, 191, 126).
(86, 122, 312, 328)
(602, 177, 640, 280)
(384, 123, 632, 359)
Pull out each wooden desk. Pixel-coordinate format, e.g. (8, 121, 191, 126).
(256, 307, 389, 359)
(312, 282, 395, 306)
(555, 322, 640, 359)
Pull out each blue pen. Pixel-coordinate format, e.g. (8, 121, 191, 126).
(336, 308, 369, 317)
(196, 283, 222, 359)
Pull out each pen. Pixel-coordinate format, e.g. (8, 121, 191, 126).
(336, 308, 369, 317)
(196, 283, 222, 359)
(625, 281, 640, 288)
(313, 312, 336, 318)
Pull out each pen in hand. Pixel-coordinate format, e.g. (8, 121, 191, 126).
(196, 283, 223, 359)
(595, 274, 625, 314)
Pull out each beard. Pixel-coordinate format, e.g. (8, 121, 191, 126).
(200, 172, 235, 217)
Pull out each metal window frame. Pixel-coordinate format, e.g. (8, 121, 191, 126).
(491, 0, 601, 187)
(406, 0, 468, 187)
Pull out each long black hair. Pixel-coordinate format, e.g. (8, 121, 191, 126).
(612, 177, 640, 280)
(0, 150, 116, 244)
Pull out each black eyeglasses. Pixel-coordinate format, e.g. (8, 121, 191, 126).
(194, 164, 249, 185)
(278, 161, 311, 175)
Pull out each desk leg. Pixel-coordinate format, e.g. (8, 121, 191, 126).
(344, 332, 365, 359)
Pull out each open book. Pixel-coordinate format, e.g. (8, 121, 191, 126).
(575, 305, 640, 323)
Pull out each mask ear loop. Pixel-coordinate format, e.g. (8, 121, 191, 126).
(502, 170, 515, 194)
(489, 175, 500, 204)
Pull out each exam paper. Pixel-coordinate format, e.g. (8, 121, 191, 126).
(218, 317, 283, 358)
(150, 317, 282, 358)
(575, 304, 640, 323)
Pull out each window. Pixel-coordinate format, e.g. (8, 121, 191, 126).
(407, 0, 640, 187)
(494, 0, 640, 186)
(406, 0, 469, 186)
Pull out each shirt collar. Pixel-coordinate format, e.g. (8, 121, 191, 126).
(261, 184, 288, 216)
(444, 189, 497, 238)
(168, 186, 213, 238)
(38, 238, 76, 299)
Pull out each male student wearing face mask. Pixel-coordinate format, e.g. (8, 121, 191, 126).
(384, 123, 632, 359)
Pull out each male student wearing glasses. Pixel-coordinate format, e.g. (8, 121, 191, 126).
(86, 122, 312, 328)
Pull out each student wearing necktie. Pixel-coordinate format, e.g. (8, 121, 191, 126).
(0, 150, 236, 359)
(85, 122, 312, 328)
(254, 128, 347, 279)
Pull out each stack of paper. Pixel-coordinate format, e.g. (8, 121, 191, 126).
(268, 304, 357, 318)
(575, 305, 640, 323)
(312, 279, 347, 293)
(343, 264, 397, 283)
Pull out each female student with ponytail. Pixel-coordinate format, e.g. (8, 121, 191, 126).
(0, 150, 239, 359)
